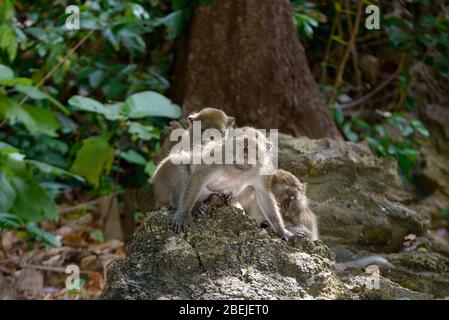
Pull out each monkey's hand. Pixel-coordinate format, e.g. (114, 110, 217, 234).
(193, 202, 209, 216)
(221, 192, 233, 205)
(281, 230, 295, 241)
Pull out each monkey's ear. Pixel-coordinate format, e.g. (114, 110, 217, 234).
(187, 112, 198, 124)
(227, 117, 236, 128)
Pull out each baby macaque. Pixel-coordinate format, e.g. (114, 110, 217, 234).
(271, 170, 318, 240)
(156, 107, 235, 163)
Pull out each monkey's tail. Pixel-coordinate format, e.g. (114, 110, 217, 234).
(337, 256, 395, 271)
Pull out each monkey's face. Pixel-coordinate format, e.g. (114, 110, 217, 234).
(274, 184, 297, 212)
(233, 132, 267, 169)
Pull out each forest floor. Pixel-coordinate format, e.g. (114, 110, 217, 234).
(0, 194, 128, 300)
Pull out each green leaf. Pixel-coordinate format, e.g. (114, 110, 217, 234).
(0, 64, 14, 80)
(172, 0, 189, 10)
(411, 120, 430, 137)
(333, 105, 344, 125)
(0, 213, 23, 229)
(21, 105, 61, 136)
(15, 85, 70, 114)
(27, 160, 85, 182)
(331, 35, 348, 46)
(0, 0, 15, 21)
(9, 175, 58, 222)
(343, 122, 358, 141)
(0, 171, 16, 212)
(0, 99, 61, 136)
(0, 77, 33, 86)
(144, 161, 156, 176)
(127, 121, 159, 141)
(88, 70, 105, 88)
(14, 84, 47, 99)
(124, 91, 181, 119)
(26, 222, 61, 247)
(119, 149, 147, 166)
(128, 3, 150, 20)
(353, 118, 371, 130)
(0, 148, 26, 175)
(68, 96, 124, 120)
(0, 24, 18, 62)
(397, 152, 412, 179)
(159, 10, 185, 41)
(71, 135, 115, 188)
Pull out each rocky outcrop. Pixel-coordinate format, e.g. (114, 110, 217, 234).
(102, 135, 447, 299)
(278, 134, 428, 252)
(102, 206, 446, 299)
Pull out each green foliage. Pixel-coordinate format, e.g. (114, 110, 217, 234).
(71, 135, 115, 188)
(441, 209, 449, 219)
(291, 0, 325, 40)
(0, 0, 185, 245)
(0, 142, 79, 245)
(333, 106, 429, 180)
(384, 5, 449, 79)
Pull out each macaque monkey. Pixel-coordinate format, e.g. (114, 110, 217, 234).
(212, 170, 318, 240)
(270, 170, 318, 240)
(156, 107, 235, 163)
(154, 126, 293, 239)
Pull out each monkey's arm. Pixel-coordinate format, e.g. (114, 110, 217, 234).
(254, 187, 293, 240)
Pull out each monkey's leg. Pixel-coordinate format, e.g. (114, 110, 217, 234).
(172, 170, 211, 233)
(246, 200, 268, 226)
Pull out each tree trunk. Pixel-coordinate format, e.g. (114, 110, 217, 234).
(172, 0, 341, 139)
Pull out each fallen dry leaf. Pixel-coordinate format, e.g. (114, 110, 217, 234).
(80, 255, 97, 268)
(88, 239, 124, 254)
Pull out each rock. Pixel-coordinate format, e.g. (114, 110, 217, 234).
(277, 134, 429, 252)
(101, 207, 355, 299)
(413, 104, 449, 230)
(101, 206, 436, 300)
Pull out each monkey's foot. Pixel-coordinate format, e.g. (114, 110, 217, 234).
(171, 217, 191, 233)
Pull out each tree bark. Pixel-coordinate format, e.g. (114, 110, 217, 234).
(172, 0, 341, 139)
